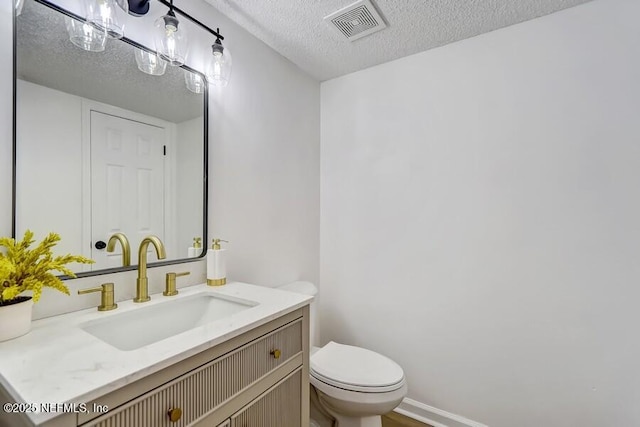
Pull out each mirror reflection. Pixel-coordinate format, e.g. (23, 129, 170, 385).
(15, 0, 207, 274)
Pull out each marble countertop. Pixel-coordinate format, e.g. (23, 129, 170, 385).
(0, 282, 312, 425)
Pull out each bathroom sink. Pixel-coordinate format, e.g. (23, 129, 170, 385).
(80, 294, 258, 351)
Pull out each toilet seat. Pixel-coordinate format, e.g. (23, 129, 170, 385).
(310, 342, 405, 393)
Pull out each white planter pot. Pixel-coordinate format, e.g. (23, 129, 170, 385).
(0, 297, 34, 342)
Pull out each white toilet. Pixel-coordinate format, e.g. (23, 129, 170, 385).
(278, 282, 408, 427)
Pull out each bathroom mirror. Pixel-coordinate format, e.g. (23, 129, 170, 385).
(14, 0, 208, 276)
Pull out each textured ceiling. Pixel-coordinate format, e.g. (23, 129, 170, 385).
(203, 0, 594, 81)
(17, 0, 204, 123)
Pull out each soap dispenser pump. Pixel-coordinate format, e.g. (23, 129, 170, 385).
(207, 238, 228, 286)
(188, 237, 202, 258)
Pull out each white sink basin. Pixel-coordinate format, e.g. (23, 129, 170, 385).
(80, 293, 258, 351)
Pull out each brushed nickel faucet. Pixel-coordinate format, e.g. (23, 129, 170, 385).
(134, 235, 166, 303)
(107, 233, 131, 267)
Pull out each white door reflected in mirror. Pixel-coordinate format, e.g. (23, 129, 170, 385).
(90, 111, 166, 271)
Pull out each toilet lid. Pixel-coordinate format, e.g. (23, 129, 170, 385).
(310, 342, 405, 391)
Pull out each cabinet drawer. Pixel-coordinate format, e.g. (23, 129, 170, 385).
(231, 369, 302, 427)
(84, 319, 303, 427)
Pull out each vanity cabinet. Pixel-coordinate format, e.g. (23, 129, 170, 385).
(75, 307, 309, 427)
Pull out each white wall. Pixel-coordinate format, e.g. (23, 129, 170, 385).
(202, 5, 320, 288)
(16, 80, 83, 258)
(0, 2, 12, 237)
(0, 0, 319, 318)
(320, 0, 640, 426)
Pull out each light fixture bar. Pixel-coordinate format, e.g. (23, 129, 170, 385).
(127, 0, 224, 40)
(155, 0, 224, 40)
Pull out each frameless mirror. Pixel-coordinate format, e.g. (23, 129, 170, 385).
(14, 0, 208, 276)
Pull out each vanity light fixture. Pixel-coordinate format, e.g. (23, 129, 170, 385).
(66, 17, 107, 52)
(154, 0, 188, 66)
(85, 0, 128, 39)
(206, 31, 232, 87)
(135, 48, 167, 75)
(184, 70, 205, 94)
(127, 0, 233, 86)
(79, 0, 232, 86)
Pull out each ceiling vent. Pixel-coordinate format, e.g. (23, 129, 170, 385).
(324, 0, 387, 42)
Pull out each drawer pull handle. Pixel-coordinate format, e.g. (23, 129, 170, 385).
(167, 407, 183, 422)
(271, 349, 282, 359)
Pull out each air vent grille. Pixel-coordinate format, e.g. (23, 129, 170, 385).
(325, 0, 387, 42)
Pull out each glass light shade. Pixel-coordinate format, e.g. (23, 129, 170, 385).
(134, 48, 167, 76)
(85, 0, 127, 39)
(15, 0, 25, 16)
(184, 70, 205, 94)
(65, 17, 107, 52)
(206, 45, 232, 87)
(154, 13, 188, 66)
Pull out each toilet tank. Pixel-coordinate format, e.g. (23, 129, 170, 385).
(277, 281, 318, 348)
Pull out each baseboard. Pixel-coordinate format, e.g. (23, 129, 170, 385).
(394, 398, 488, 427)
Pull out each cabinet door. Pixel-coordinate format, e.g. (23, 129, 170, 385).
(231, 369, 302, 427)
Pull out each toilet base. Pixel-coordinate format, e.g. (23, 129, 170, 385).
(311, 385, 383, 427)
(333, 414, 381, 427)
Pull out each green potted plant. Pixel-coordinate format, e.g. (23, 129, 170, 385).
(0, 230, 93, 341)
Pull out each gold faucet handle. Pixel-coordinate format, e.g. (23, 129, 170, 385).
(78, 283, 117, 311)
(164, 272, 190, 296)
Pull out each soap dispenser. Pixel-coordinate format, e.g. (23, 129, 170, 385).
(207, 238, 228, 286)
(188, 237, 202, 257)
